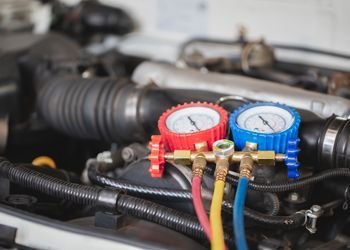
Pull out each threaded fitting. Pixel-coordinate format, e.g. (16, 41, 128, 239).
(239, 169, 252, 179)
(214, 158, 229, 182)
(239, 154, 254, 179)
(192, 156, 207, 178)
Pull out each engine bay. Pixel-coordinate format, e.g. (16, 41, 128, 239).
(0, 1, 350, 249)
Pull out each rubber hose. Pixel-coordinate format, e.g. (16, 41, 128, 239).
(222, 201, 303, 228)
(226, 168, 350, 193)
(0, 159, 231, 243)
(88, 161, 192, 201)
(89, 161, 301, 228)
(0, 160, 100, 206)
(233, 177, 249, 250)
(96, 173, 300, 228)
(210, 181, 226, 250)
(37, 75, 130, 142)
(244, 208, 305, 229)
(192, 176, 212, 241)
(263, 193, 280, 216)
(116, 194, 206, 241)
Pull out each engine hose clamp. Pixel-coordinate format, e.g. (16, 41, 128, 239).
(320, 116, 347, 168)
(97, 189, 122, 213)
(303, 205, 323, 234)
(343, 184, 350, 210)
(296, 210, 308, 226)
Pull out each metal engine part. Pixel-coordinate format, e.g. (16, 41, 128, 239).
(132, 61, 350, 118)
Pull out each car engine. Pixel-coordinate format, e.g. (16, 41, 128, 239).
(0, 1, 350, 249)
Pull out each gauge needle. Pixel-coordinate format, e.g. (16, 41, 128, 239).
(187, 116, 201, 131)
(258, 115, 275, 132)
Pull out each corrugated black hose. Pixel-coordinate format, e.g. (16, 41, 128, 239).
(0, 159, 211, 242)
(88, 160, 305, 228)
(0, 160, 100, 206)
(226, 168, 350, 193)
(263, 192, 280, 216)
(0, 156, 311, 231)
(87, 159, 192, 201)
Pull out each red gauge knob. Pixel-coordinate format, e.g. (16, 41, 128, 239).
(148, 135, 166, 178)
(158, 102, 228, 151)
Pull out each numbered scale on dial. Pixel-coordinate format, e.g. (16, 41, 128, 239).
(158, 102, 228, 151)
(165, 106, 221, 133)
(230, 102, 301, 153)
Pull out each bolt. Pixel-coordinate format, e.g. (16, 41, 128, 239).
(289, 192, 300, 202)
(311, 205, 322, 213)
(122, 147, 135, 163)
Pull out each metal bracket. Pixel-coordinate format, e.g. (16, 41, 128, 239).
(304, 205, 323, 234)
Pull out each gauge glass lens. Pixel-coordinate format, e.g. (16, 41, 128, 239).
(236, 106, 294, 134)
(166, 106, 221, 134)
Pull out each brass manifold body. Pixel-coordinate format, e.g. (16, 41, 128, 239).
(164, 140, 285, 180)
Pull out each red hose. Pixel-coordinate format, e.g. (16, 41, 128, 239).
(192, 176, 212, 240)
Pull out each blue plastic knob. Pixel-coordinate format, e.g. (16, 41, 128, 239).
(285, 138, 301, 179)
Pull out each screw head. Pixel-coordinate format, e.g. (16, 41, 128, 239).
(289, 192, 300, 201)
(122, 147, 135, 162)
(311, 205, 322, 213)
(213, 139, 235, 157)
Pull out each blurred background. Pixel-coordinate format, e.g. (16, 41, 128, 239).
(2, 0, 349, 67)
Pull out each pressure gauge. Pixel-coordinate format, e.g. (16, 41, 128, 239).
(158, 102, 228, 151)
(229, 102, 300, 153)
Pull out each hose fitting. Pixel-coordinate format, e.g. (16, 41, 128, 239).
(192, 156, 207, 178)
(215, 158, 230, 182)
(239, 154, 254, 179)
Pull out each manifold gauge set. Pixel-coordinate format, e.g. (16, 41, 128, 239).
(148, 101, 301, 249)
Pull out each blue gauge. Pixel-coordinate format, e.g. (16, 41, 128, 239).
(229, 102, 300, 154)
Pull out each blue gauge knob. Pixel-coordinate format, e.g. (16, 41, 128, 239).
(229, 102, 301, 153)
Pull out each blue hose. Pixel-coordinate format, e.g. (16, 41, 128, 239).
(233, 177, 249, 250)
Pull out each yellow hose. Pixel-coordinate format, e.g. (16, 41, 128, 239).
(210, 180, 226, 250)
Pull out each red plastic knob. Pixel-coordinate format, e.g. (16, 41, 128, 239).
(148, 135, 165, 178)
(158, 102, 228, 151)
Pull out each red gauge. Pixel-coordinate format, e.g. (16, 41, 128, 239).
(158, 102, 228, 151)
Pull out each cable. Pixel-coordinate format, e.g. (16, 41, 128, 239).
(89, 160, 301, 228)
(192, 176, 211, 241)
(116, 195, 206, 241)
(88, 161, 192, 201)
(263, 192, 280, 216)
(226, 168, 350, 193)
(233, 177, 249, 250)
(210, 180, 226, 250)
(0, 158, 222, 242)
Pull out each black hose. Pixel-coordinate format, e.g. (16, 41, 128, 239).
(221, 200, 302, 228)
(37, 75, 209, 144)
(88, 160, 303, 228)
(226, 168, 350, 193)
(263, 193, 280, 216)
(244, 208, 305, 229)
(0, 160, 100, 206)
(116, 195, 205, 240)
(0, 159, 212, 242)
(87, 160, 192, 201)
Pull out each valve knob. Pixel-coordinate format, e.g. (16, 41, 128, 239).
(148, 135, 166, 178)
(285, 138, 301, 179)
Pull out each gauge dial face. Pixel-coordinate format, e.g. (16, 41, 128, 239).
(236, 105, 295, 134)
(165, 106, 221, 134)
